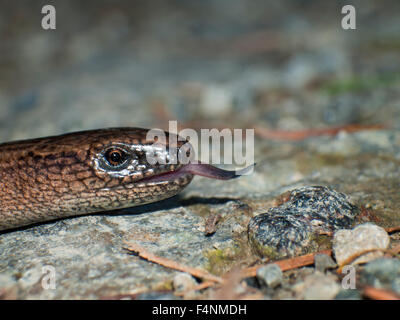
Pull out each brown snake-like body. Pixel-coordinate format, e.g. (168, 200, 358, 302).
(0, 128, 247, 231)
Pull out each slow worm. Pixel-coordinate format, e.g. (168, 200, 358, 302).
(0, 128, 251, 231)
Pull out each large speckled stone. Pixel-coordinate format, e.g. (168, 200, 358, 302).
(248, 186, 358, 259)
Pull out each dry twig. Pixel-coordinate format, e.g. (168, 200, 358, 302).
(254, 124, 385, 141)
(123, 241, 223, 284)
(363, 286, 400, 300)
(239, 249, 332, 278)
(386, 226, 400, 233)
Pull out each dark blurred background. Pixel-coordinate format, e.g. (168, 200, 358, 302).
(0, 0, 399, 141)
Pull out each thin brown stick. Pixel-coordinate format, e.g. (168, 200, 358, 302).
(240, 249, 332, 278)
(363, 286, 400, 300)
(385, 226, 400, 233)
(389, 244, 400, 255)
(318, 230, 334, 237)
(123, 241, 223, 284)
(254, 124, 385, 141)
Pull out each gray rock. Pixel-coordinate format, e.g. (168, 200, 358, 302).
(334, 289, 362, 300)
(360, 258, 400, 294)
(173, 272, 197, 292)
(256, 263, 283, 288)
(314, 253, 337, 273)
(293, 271, 340, 300)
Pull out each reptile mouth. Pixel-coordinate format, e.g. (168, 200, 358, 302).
(137, 163, 255, 184)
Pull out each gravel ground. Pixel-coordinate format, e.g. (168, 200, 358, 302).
(0, 0, 400, 300)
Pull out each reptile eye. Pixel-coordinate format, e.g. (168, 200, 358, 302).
(104, 148, 128, 167)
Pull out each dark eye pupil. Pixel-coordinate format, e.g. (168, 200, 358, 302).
(105, 148, 127, 166)
(110, 152, 121, 163)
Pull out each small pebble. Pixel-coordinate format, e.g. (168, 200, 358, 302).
(334, 289, 362, 300)
(333, 223, 390, 266)
(314, 253, 337, 273)
(360, 258, 400, 294)
(256, 263, 283, 288)
(173, 272, 197, 293)
(293, 271, 340, 300)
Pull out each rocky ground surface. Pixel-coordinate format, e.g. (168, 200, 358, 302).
(0, 0, 400, 299)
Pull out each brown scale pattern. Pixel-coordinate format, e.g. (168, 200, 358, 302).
(0, 128, 193, 231)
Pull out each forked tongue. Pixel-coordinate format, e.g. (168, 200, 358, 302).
(181, 163, 255, 180)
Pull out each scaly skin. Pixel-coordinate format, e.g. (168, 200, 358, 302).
(0, 128, 193, 231)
